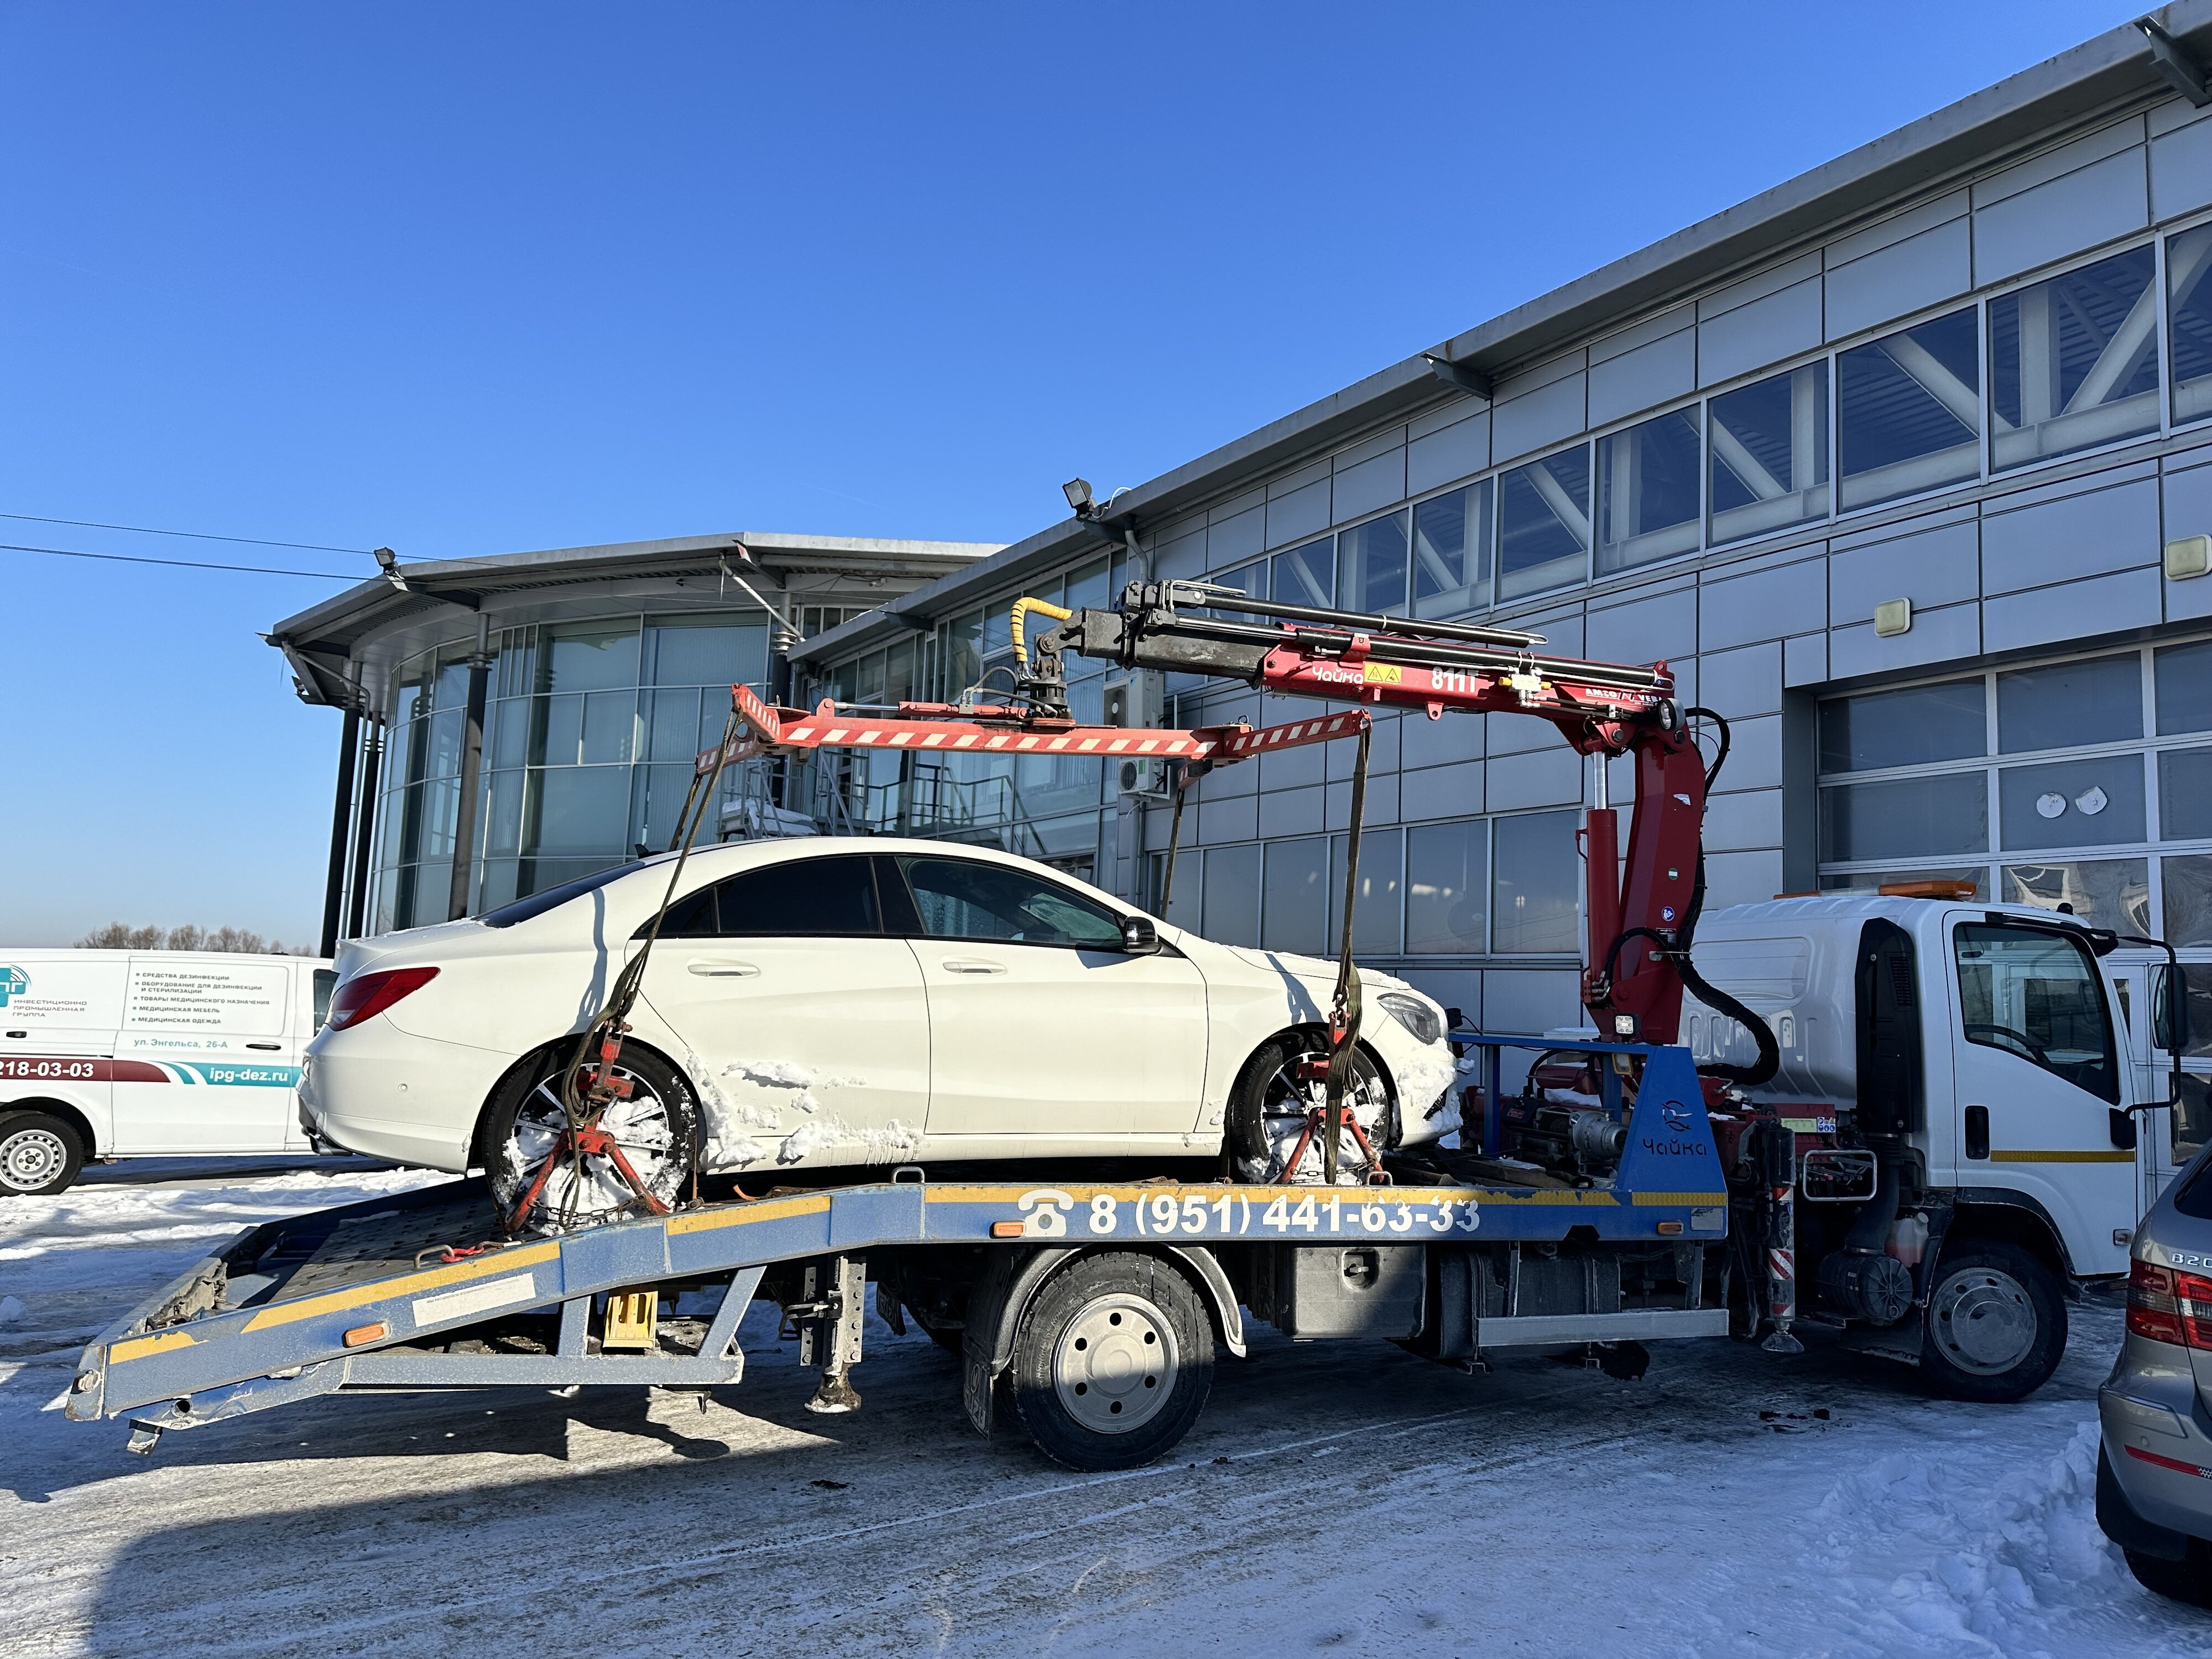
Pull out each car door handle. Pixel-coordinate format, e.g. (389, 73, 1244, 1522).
(940, 958, 1006, 974)
(246, 1042, 282, 1051)
(687, 959, 761, 978)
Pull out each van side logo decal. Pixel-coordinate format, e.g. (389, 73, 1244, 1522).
(0, 966, 26, 1008)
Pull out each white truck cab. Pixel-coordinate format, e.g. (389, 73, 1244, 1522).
(0, 948, 336, 1195)
(1688, 894, 2144, 1281)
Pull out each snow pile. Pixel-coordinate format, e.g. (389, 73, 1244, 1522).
(1803, 1420, 2133, 1648)
(0, 1294, 22, 1327)
(723, 1058, 813, 1089)
(1395, 1049, 1458, 1129)
(776, 1122, 839, 1164)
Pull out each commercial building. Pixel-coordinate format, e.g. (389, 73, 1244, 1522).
(787, 10, 2212, 1132)
(268, 531, 998, 945)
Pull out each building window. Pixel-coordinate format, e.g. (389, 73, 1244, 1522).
(1260, 836, 1331, 956)
(1838, 306, 1981, 509)
(1271, 538, 1335, 609)
(1818, 676, 1985, 773)
(1406, 820, 1488, 953)
(1820, 773, 1991, 863)
(1595, 407, 1701, 574)
(1411, 482, 1491, 619)
(1709, 362, 1829, 544)
(1329, 828, 1404, 954)
(1338, 512, 1410, 614)
(1490, 810, 1580, 954)
(1989, 246, 2159, 469)
(1201, 844, 1261, 948)
(1817, 639, 2212, 953)
(1996, 652, 2141, 753)
(1208, 557, 1265, 617)
(2170, 225, 2212, 425)
(1498, 447, 1590, 601)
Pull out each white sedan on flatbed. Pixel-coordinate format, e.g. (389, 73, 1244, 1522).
(300, 839, 1459, 1222)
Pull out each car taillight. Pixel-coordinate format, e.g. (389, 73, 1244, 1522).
(2127, 1259, 2212, 1349)
(324, 966, 440, 1032)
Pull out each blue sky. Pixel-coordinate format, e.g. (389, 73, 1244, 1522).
(0, 2, 2143, 946)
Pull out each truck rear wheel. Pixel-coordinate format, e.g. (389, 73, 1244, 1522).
(1008, 1253, 1214, 1471)
(1919, 1240, 2065, 1403)
(0, 1110, 84, 1197)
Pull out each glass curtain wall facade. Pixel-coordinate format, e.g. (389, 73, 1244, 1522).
(374, 612, 769, 931)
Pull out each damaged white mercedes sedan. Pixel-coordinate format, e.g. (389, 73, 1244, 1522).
(300, 839, 1458, 1223)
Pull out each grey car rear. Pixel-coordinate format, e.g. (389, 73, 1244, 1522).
(2099, 1141, 2212, 1606)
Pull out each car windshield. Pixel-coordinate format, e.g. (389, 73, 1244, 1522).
(482, 858, 668, 929)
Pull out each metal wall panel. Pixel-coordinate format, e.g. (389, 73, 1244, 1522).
(1983, 566, 2163, 653)
(1402, 706, 1481, 768)
(1703, 848, 1785, 909)
(2153, 111, 2212, 220)
(1332, 446, 1407, 524)
(1400, 758, 1484, 822)
(1198, 792, 1259, 846)
(1265, 477, 1331, 550)
(1698, 276, 1823, 388)
(1695, 641, 1785, 719)
(1256, 784, 1323, 838)
(1587, 324, 1696, 428)
(1715, 712, 1785, 790)
(1588, 581, 1697, 664)
(1703, 787, 1783, 852)
(1207, 504, 1262, 567)
(1259, 741, 1326, 793)
(1491, 368, 1587, 463)
(1406, 409, 1488, 495)
(1972, 149, 2148, 285)
(1828, 598, 1981, 680)
(1830, 517, 1980, 624)
(1981, 477, 2159, 596)
(1783, 632, 1828, 686)
(1700, 556, 1826, 653)
(1483, 746, 1583, 812)
(1824, 218, 1973, 341)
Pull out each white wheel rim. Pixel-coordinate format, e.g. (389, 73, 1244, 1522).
(1929, 1265, 2037, 1375)
(1254, 1051, 1387, 1182)
(1, 1126, 67, 1190)
(1052, 1292, 1179, 1434)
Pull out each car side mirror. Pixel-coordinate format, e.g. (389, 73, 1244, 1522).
(1120, 915, 1161, 955)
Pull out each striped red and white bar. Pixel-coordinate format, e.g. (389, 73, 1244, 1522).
(696, 686, 1371, 778)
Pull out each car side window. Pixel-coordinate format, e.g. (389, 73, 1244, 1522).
(895, 857, 1124, 948)
(641, 855, 883, 938)
(1953, 922, 2120, 1104)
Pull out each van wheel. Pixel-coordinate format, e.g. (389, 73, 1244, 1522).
(1008, 1253, 1214, 1471)
(0, 1112, 84, 1197)
(483, 1050, 696, 1229)
(1919, 1240, 2066, 1403)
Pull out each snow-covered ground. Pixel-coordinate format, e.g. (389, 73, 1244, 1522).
(3, 1162, 2206, 1658)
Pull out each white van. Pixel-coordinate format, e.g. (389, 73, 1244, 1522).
(0, 949, 336, 1195)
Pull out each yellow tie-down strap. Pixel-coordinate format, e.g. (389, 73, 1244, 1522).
(234, 1241, 564, 1335)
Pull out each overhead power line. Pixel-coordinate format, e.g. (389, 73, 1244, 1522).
(0, 510, 373, 556)
(1, 540, 358, 580)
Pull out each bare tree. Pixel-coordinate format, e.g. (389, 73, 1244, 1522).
(76, 924, 310, 955)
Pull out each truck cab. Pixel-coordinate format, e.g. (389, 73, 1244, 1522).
(1682, 893, 2149, 1397)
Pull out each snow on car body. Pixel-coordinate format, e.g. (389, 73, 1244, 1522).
(300, 838, 1454, 1209)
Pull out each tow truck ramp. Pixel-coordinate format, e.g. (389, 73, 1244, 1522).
(72, 1041, 1731, 1468)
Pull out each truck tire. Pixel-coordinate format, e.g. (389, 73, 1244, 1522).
(0, 1110, 85, 1197)
(1007, 1253, 1214, 1471)
(483, 1049, 696, 1229)
(1918, 1239, 2066, 1404)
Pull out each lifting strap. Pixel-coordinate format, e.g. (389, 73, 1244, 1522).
(1322, 720, 1372, 1186)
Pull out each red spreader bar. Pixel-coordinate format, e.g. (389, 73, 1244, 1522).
(697, 684, 1369, 776)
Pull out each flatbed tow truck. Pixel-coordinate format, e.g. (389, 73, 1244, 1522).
(66, 577, 2186, 1470)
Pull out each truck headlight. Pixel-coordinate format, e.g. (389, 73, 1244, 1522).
(1376, 993, 1443, 1045)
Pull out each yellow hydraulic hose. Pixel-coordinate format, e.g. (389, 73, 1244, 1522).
(1009, 596, 1073, 668)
